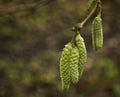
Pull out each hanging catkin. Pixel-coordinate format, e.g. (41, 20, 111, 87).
(92, 14, 103, 51)
(60, 42, 72, 91)
(69, 46, 79, 84)
(75, 33, 87, 78)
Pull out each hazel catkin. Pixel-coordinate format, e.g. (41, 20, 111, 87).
(60, 42, 72, 91)
(75, 33, 87, 78)
(69, 46, 79, 84)
(92, 15, 103, 51)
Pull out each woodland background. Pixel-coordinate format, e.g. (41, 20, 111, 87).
(0, 0, 120, 97)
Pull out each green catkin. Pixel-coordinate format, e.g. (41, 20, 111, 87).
(69, 46, 79, 84)
(92, 14, 103, 51)
(60, 42, 72, 91)
(75, 33, 87, 78)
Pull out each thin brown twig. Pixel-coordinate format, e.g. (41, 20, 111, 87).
(80, 3, 98, 27)
(72, 1, 100, 31)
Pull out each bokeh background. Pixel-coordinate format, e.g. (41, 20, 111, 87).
(0, 0, 120, 97)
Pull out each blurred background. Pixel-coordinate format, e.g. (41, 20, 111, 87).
(0, 0, 120, 97)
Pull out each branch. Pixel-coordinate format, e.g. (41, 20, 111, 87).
(80, 3, 97, 27)
(72, 0, 101, 31)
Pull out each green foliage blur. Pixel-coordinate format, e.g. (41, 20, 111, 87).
(0, 0, 120, 97)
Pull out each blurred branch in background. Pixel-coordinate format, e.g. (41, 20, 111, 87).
(0, 0, 56, 13)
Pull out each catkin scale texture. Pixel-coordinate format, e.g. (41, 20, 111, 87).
(69, 47, 79, 83)
(92, 15, 103, 51)
(75, 33, 87, 78)
(60, 42, 72, 91)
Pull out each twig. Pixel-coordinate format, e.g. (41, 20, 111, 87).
(80, 3, 97, 27)
(72, 1, 100, 31)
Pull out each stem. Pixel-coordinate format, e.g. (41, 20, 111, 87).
(81, 3, 97, 26)
(98, 1, 102, 16)
(72, 0, 101, 31)
(71, 32, 77, 45)
(71, 30, 80, 47)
